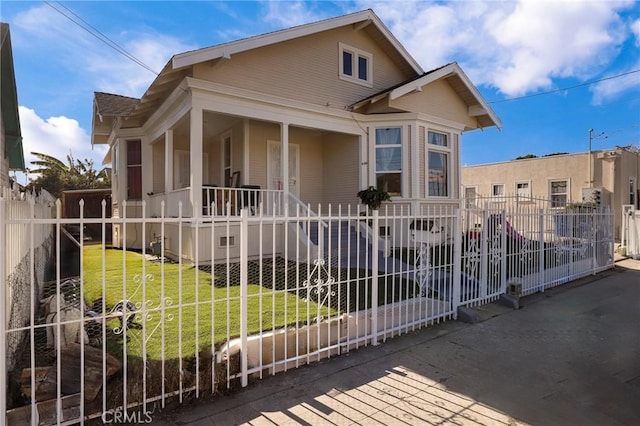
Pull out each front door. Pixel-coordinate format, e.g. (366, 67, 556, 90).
(267, 140, 300, 197)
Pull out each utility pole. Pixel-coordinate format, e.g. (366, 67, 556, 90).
(588, 128, 607, 190)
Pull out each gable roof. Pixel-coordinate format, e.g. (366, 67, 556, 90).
(1, 22, 25, 171)
(351, 62, 502, 130)
(172, 9, 422, 73)
(117, 9, 423, 128)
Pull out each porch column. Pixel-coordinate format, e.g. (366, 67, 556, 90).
(359, 132, 368, 191)
(190, 106, 203, 216)
(116, 138, 126, 204)
(281, 122, 290, 199)
(411, 124, 419, 198)
(165, 129, 174, 192)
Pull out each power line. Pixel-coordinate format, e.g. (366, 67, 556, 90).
(43, 1, 159, 76)
(488, 69, 640, 104)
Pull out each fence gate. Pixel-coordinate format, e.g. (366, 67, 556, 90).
(622, 205, 640, 259)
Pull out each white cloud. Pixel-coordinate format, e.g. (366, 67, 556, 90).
(632, 18, 640, 45)
(13, 4, 195, 98)
(360, 0, 635, 99)
(18, 106, 108, 173)
(262, 1, 327, 28)
(591, 63, 640, 105)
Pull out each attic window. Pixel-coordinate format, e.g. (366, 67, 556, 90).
(339, 43, 372, 87)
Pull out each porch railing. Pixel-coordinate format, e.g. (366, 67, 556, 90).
(149, 186, 285, 218)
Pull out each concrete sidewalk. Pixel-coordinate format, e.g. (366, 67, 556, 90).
(155, 259, 640, 425)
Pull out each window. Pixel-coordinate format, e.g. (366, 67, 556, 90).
(550, 179, 568, 207)
(427, 131, 449, 197)
(339, 43, 372, 86)
(464, 186, 477, 208)
(375, 127, 402, 196)
(127, 140, 142, 200)
(492, 184, 504, 196)
(516, 181, 530, 198)
(630, 178, 636, 207)
(428, 152, 448, 197)
(428, 131, 448, 147)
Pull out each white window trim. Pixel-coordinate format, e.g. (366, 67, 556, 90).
(373, 126, 404, 198)
(338, 42, 373, 87)
(515, 180, 531, 198)
(425, 129, 452, 198)
(464, 186, 478, 208)
(491, 183, 505, 197)
(548, 178, 570, 208)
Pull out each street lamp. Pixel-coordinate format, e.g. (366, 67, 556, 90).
(588, 128, 607, 190)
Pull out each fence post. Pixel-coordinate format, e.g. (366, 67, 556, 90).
(239, 209, 249, 386)
(452, 207, 462, 318)
(591, 209, 597, 275)
(538, 209, 545, 292)
(370, 209, 379, 346)
(0, 197, 6, 424)
(500, 210, 507, 295)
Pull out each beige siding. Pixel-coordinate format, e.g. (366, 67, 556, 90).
(322, 133, 360, 208)
(391, 80, 477, 129)
(292, 127, 323, 207)
(248, 120, 279, 187)
(192, 26, 414, 109)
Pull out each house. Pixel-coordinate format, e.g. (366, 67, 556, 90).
(91, 9, 500, 262)
(462, 147, 640, 239)
(1, 22, 25, 190)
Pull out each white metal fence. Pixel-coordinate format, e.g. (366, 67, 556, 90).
(1, 198, 614, 424)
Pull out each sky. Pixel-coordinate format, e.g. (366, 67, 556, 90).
(2, 0, 639, 185)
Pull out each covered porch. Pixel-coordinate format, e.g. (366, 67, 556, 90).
(144, 106, 364, 219)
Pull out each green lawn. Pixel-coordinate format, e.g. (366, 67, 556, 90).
(81, 245, 332, 360)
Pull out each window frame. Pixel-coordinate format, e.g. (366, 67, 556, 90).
(338, 43, 372, 87)
(515, 180, 531, 198)
(549, 179, 569, 208)
(425, 130, 452, 198)
(374, 126, 403, 197)
(491, 183, 505, 197)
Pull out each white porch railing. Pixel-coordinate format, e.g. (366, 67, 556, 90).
(149, 187, 285, 218)
(1, 199, 615, 424)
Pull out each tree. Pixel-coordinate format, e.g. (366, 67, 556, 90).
(26, 152, 111, 199)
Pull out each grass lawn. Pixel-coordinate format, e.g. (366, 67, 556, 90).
(81, 245, 332, 361)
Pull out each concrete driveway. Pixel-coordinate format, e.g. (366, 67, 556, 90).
(155, 259, 640, 425)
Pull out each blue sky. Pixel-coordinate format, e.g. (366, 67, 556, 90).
(2, 0, 639, 184)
